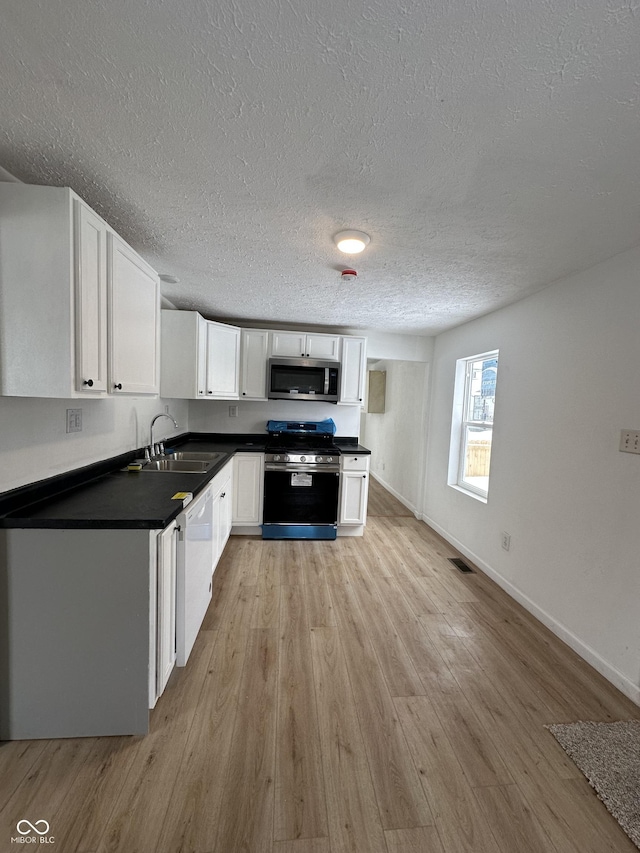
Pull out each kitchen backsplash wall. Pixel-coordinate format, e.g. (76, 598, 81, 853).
(0, 396, 360, 494)
(1, 395, 188, 493)
(188, 399, 362, 437)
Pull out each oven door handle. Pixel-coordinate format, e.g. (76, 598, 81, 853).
(264, 463, 340, 473)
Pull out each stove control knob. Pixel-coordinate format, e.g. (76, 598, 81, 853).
(300, 455, 306, 463)
(316, 456, 323, 463)
(273, 454, 281, 462)
(327, 456, 333, 463)
(284, 454, 291, 462)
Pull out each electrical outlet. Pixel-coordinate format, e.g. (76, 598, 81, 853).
(66, 408, 82, 433)
(501, 531, 511, 551)
(228, 405, 239, 418)
(619, 429, 640, 454)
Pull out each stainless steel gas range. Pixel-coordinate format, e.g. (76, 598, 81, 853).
(262, 419, 340, 540)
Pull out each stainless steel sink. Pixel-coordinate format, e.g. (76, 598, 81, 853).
(141, 459, 214, 473)
(168, 451, 226, 463)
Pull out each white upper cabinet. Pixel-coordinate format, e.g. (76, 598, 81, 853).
(307, 333, 341, 360)
(160, 310, 241, 400)
(160, 310, 205, 399)
(74, 200, 109, 394)
(240, 329, 269, 400)
(0, 183, 159, 398)
(271, 331, 340, 360)
(205, 321, 240, 399)
(270, 331, 306, 358)
(339, 336, 367, 405)
(108, 234, 159, 395)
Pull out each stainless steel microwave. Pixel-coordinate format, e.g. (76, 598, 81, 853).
(268, 358, 340, 402)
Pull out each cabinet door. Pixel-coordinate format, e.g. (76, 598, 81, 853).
(212, 467, 233, 567)
(232, 453, 264, 525)
(270, 331, 307, 358)
(108, 234, 159, 395)
(196, 314, 208, 397)
(156, 523, 177, 699)
(219, 475, 233, 548)
(339, 336, 367, 405)
(339, 471, 369, 525)
(240, 329, 269, 399)
(306, 333, 340, 360)
(206, 322, 240, 398)
(74, 200, 108, 394)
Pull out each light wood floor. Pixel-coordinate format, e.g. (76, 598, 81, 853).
(1, 480, 639, 853)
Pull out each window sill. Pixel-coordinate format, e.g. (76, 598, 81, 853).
(448, 483, 488, 504)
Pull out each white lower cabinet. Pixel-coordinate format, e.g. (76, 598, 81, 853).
(153, 521, 177, 704)
(339, 454, 370, 527)
(232, 452, 264, 527)
(212, 461, 233, 562)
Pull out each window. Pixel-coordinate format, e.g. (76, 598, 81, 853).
(450, 350, 499, 500)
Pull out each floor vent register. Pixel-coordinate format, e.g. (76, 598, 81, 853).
(448, 557, 475, 573)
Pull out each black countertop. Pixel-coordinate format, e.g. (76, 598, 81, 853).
(0, 433, 370, 530)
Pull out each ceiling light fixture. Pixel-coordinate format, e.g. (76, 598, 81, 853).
(334, 230, 370, 254)
(158, 273, 180, 284)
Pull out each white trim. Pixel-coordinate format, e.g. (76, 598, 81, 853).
(421, 512, 640, 708)
(231, 525, 262, 536)
(447, 483, 488, 504)
(449, 350, 498, 500)
(371, 471, 420, 517)
(337, 525, 364, 537)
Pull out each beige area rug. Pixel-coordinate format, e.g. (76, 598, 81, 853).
(546, 720, 640, 849)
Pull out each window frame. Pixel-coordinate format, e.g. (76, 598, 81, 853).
(449, 349, 499, 501)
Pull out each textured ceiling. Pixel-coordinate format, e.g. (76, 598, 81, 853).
(2, 0, 640, 334)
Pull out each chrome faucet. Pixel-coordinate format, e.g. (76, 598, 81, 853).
(149, 412, 179, 457)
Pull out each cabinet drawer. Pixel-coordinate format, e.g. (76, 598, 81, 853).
(341, 454, 370, 472)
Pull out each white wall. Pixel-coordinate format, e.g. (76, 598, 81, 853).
(360, 330, 432, 362)
(189, 399, 361, 437)
(424, 246, 640, 704)
(0, 396, 188, 492)
(361, 359, 431, 514)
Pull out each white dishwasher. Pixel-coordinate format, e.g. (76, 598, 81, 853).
(175, 484, 214, 666)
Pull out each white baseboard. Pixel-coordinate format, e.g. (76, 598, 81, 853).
(231, 525, 261, 536)
(422, 513, 640, 708)
(337, 525, 364, 537)
(371, 472, 420, 517)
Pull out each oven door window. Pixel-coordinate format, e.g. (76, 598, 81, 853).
(271, 365, 326, 396)
(264, 470, 339, 524)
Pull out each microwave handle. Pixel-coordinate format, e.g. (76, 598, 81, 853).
(324, 368, 330, 396)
